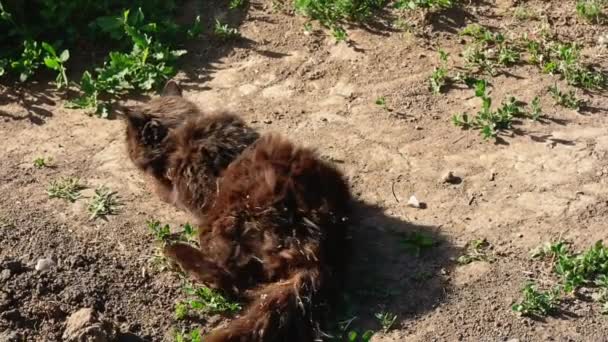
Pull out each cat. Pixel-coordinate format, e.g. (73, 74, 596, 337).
(163, 133, 352, 342)
(124, 80, 259, 213)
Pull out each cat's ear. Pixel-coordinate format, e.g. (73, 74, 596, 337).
(123, 106, 149, 129)
(142, 119, 168, 146)
(162, 79, 182, 97)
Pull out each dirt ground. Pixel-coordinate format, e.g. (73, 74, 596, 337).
(1, 0, 608, 341)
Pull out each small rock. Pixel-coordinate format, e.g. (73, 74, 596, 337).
(63, 308, 117, 342)
(407, 195, 426, 209)
(0, 330, 21, 342)
(506, 339, 520, 342)
(599, 33, 608, 47)
(263, 119, 272, 124)
(35, 258, 56, 271)
(0, 269, 10, 282)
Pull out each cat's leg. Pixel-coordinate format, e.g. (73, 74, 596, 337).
(163, 243, 235, 293)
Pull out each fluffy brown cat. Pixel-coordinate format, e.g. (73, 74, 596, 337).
(125, 81, 352, 341)
(164, 134, 352, 342)
(124, 80, 259, 212)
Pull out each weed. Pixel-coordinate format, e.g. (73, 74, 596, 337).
(175, 329, 202, 342)
(530, 240, 570, 259)
(47, 177, 84, 202)
(67, 8, 187, 117)
(548, 85, 583, 111)
(554, 241, 608, 293)
(41, 42, 69, 89)
(88, 186, 121, 220)
(462, 44, 496, 76)
(149, 220, 171, 242)
(214, 19, 241, 40)
(346, 330, 374, 342)
(148, 221, 198, 244)
(429, 50, 450, 94)
(294, 0, 387, 41)
(394, 0, 454, 10)
(10, 40, 43, 82)
(513, 5, 538, 21)
(401, 232, 437, 256)
(375, 311, 397, 332)
(457, 238, 494, 264)
(528, 96, 542, 121)
(512, 283, 561, 317)
(497, 45, 520, 67)
(375, 96, 388, 110)
(33, 157, 52, 169)
(229, 0, 247, 10)
(576, 0, 605, 23)
(452, 80, 526, 139)
(176, 283, 241, 317)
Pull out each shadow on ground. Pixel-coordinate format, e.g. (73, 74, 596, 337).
(330, 201, 460, 337)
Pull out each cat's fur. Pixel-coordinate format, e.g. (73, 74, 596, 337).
(125, 81, 352, 341)
(124, 80, 259, 212)
(164, 134, 352, 341)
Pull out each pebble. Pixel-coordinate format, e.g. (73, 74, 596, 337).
(599, 33, 608, 47)
(0, 330, 21, 342)
(35, 258, 56, 271)
(63, 308, 116, 342)
(407, 195, 421, 208)
(263, 119, 272, 124)
(0, 269, 11, 282)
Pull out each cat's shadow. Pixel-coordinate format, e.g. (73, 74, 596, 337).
(335, 201, 460, 335)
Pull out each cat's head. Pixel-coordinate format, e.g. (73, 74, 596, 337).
(123, 80, 188, 174)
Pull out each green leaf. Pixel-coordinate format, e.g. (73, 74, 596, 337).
(44, 57, 60, 70)
(41, 42, 56, 56)
(362, 330, 374, 341)
(348, 331, 358, 342)
(59, 50, 70, 63)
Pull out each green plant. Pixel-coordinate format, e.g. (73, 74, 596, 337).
(88, 186, 121, 219)
(375, 96, 388, 110)
(512, 283, 561, 317)
(68, 9, 187, 117)
(375, 311, 397, 332)
(41, 42, 69, 89)
(401, 232, 437, 256)
(528, 96, 542, 121)
(176, 283, 241, 317)
(148, 221, 198, 243)
(175, 329, 202, 342)
(9, 40, 43, 82)
(33, 157, 52, 169)
(548, 85, 583, 111)
(513, 5, 538, 21)
(429, 50, 449, 94)
(457, 238, 494, 264)
(497, 45, 520, 67)
(294, 0, 387, 41)
(214, 19, 240, 40)
(452, 80, 526, 139)
(47, 177, 84, 202)
(346, 330, 374, 342)
(149, 220, 171, 242)
(229, 0, 247, 9)
(394, 0, 453, 10)
(576, 0, 605, 23)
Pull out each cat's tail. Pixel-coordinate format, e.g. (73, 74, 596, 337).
(205, 269, 323, 342)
